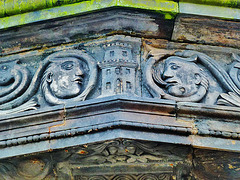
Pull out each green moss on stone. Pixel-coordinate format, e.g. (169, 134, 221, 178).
(180, 0, 240, 8)
(0, 0, 178, 29)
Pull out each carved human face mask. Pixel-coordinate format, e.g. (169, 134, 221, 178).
(47, 58, 84, 99)
(162, 58, 201, 97)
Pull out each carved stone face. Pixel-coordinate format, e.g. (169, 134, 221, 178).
(47, 58, 84, 99)
(162, 58, 202, 97)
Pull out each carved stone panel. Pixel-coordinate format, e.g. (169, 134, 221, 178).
(0, 49, 97, 115)
(0, 139, 192, 180)
(40, 50, 97, 105)
(0, 35, 141, 116)
(143, 43, 240, 107)
(75, 174, 172, 180)
(98, 42, 138, 97)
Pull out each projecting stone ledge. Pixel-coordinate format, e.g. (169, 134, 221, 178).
(1, 96, 240, 160)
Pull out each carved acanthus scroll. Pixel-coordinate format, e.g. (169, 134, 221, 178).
(144, 52, 209, 102)
(69, 139, 189, 165)
(218, 53, 240, 107)
(0, 61, 38, 115)
(0, 50, 97, 115)
(178, 51, 240, 107)
(144, 48, 240, 106)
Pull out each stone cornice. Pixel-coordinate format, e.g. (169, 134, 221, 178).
(1, 95, 240, 159)
(0, 0, 177, 29)
(0, 0, 240, 30)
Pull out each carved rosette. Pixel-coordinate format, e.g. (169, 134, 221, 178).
(0, 157, 51, 180)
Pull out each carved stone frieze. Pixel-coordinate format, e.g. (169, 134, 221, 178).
(0, 139, 192, 179)
(0, 61, 37, 115)
(0, 36, 142, 115)
(143, 47, 240, 107)
(0, 49, 97, 115)
(75, 173, 172, 180)
(68, 139, 190, 165)
(54, 139, 191, 179)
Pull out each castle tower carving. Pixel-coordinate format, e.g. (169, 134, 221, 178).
(98, 42, 138, 97)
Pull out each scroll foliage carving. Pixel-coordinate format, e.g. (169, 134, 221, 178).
(144, 52, 209, 102)
(144, 48, 240, 107)
(69, 139, 189, 165)
(75, 174, 171, 180)
(0, 61, 38, 115)
(175, 51, 240, 107)
(0, 50, 97, 115)
(218, 54, 240, 107)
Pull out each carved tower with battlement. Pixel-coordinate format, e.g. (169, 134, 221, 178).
(98, 42, 138, 97)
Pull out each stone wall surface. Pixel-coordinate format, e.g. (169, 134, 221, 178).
(0, 6, 240, 180)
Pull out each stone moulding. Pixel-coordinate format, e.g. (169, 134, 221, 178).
(1, 95, 240, 158)
(0, 0, 178, 18)
(0, 0, 178, 29)
(0, 139, 192, 179)
(1, 0, 240, 30)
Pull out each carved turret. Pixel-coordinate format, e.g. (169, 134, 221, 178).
(98, 42, 138, 97)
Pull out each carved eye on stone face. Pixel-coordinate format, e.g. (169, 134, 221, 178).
(170, 63, 180, 70)
(61, 61, 74, 70)
(0, 65, 9, 71)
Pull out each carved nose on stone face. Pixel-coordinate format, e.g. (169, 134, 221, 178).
(76, 67, 84, 76)
(162, 69, 173, 80)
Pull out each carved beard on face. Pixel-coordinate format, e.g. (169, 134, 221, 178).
(166, 81, 199, 97)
